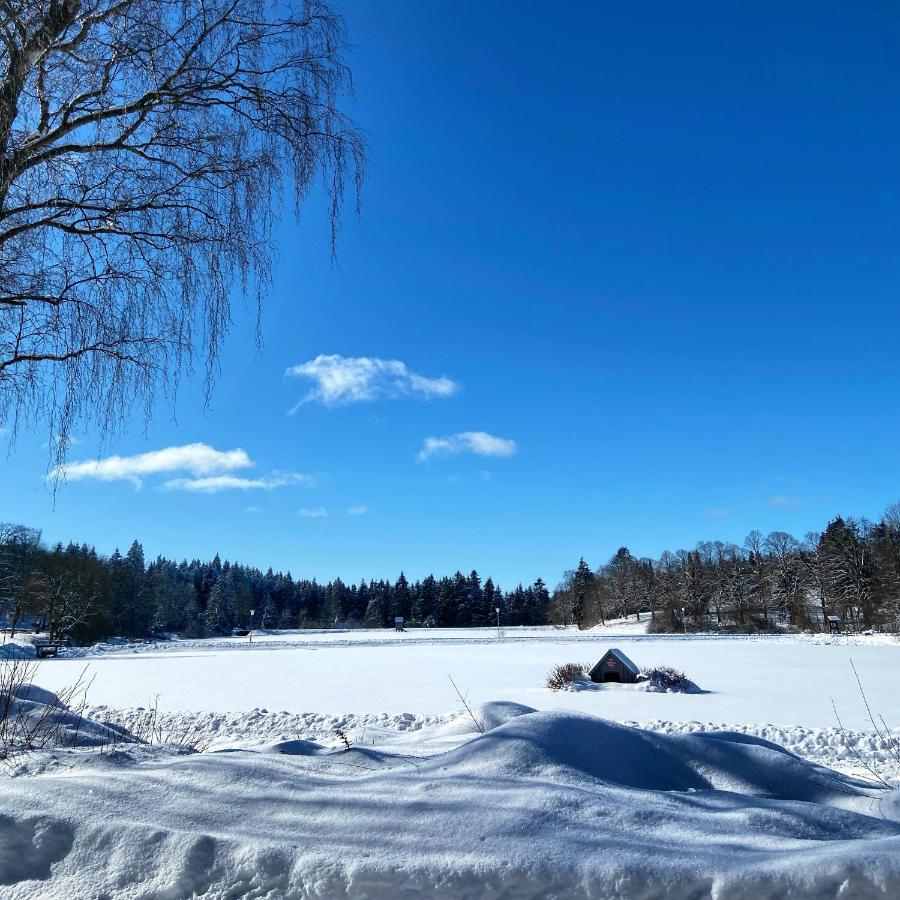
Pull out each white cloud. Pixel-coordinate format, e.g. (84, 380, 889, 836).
(769, 495, 800, 508)
(707, 507, 730, 518)
(55, 442, 252, 487)
(163, 472, 314, 493)
(299, 506, 328, 518)
(417, 431, 518, 462)
(347, 505, 369, 516)
(41, 435, 82, 450)
(286, 354, 459, 410)
(242, 506, 262, 515)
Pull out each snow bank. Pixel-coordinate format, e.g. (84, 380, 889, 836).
(0, 642, 37, 660)
(0, 684, 130, 759)
(71, 702, 899, 783)
(1, 703, 899, 898)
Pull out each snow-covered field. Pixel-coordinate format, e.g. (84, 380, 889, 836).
(2, 626, 899, 897)
(31, 625, 899, 730)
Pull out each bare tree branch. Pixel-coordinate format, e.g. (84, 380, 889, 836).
(0, 0, 365, 471)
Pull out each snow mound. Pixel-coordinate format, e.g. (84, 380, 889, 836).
(0, 706, 898, 897)
(559, 674, 706, 694)
(0, 684, 131, 755)
(0, 642, 37, 660)
(252, 737, 326, 756)
(434, 710, 891, 817)
(437, 699, 536, 736)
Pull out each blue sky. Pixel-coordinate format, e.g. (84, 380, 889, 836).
(3, 1, 900, 586)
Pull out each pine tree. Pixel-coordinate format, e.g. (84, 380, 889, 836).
(531, 578, 550, 625)
(363, 592, 385, 628)
(205, 573, 238, 635)
(467, 570, 484, 625)
(572, 558, 594, 629)
(393, 572, 411, 621)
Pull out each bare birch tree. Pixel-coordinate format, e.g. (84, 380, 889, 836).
(0, 0, 364, 465)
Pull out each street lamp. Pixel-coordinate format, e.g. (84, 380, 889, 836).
(249, 608, 255, 644)
(495, 606, 501, 640)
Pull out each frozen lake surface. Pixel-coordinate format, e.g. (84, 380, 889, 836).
(31, 626, 899, 731)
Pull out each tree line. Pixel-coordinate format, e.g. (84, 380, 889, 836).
(554, 504, 900, 633)
(0, 523, 550, 643)
(3, 502, 899, 644)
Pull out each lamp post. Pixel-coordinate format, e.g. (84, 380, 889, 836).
(681, 607, 686, 635)
(249, 608, 255, 644)
(495, 606, 501, 640)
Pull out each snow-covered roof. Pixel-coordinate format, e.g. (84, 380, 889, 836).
(599, 648, 640, 674)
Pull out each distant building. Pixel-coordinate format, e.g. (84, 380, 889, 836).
(589, 648, 641, 684)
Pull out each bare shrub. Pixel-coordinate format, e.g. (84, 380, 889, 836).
(1, 661, 207, 763)
(0, 658, 93, 759)
(100, 697, 209, 754)
(546, 662, 588, 691)
(639, 666, 698, 692)
(831, 659, 899, 788)
(449, 674, 484, 733)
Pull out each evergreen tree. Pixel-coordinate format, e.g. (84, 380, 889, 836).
(572, 558, 594, 629)
(466, 570, 484, 626)
(393, 572, 411, 621)
(363, 592, 386, 628)
(205, 573, 238, 635)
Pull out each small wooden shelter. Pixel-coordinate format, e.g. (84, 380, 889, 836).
(589, 648, 641, 684)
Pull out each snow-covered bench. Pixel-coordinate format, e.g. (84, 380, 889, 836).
(30, 638, 69, 659)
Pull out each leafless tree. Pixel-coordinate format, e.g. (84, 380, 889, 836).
(0, 0, 364, 466)
(764, 531, 805, 625)
(549, 570, 578, 627)
(36, 572, 95, 639)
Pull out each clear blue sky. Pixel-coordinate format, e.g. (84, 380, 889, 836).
(3, 0, 900, 587)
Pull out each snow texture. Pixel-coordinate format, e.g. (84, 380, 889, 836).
(1, 696, 899, 898)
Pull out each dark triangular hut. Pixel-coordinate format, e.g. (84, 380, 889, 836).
(588, 648, 641, 684)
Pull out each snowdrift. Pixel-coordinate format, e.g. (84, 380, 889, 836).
(0, 683, 133, 759)
(0, 699, 898, 898)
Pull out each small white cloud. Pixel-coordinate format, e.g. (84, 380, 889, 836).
(768, 495, 800, 508)
(242, 506, 262, 515)
(707, 507, 730, 518)
(55, 443, 251, 487)
(41, 435, 82, 450)
(347, 505, 369, 516)
(417, 431, 517, 462)
(163, 472, 313, 493)
(286, 354, 459, 410)
(299, 506, 328, 518)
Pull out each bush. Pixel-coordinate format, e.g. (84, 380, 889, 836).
(546, 662, 588, 691)
(0, 659, 93, 759)
(639, 666, 695, 692)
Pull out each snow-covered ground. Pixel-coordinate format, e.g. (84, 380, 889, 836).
(2, 694, 899, 898)
(2, 626, 899, 897)
(28, 626, 899, 731)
